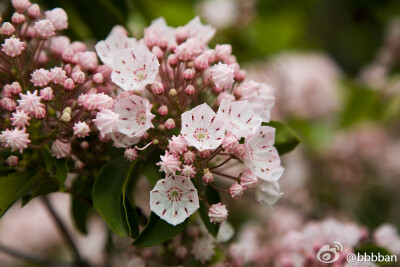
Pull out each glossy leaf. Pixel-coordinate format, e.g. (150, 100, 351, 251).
(264, 121, 300, 155)
(198, 186, 221, 237)
(133, 212, 188, 247)
(142, 150, 163, 187)
(21, 177, 59, 207)
(92, 158, 139, 238)
(41, 147, 68, 189)
(0, 171, 40, 218)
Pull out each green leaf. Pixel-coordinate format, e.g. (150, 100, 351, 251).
(92, 158, 139, 238)
(72, 195, 91, 235)
(0, 164, 15, 177)
(133, 212, 188, 247)
(198, 186, 220, 237)
(265, 121, 300, 155)
(142, 150, 163, 186)
(0, 171, 41, 218)
(354, 243, 393, 265)
(41, 147, 68, 189)
(21, 177, 59, 207)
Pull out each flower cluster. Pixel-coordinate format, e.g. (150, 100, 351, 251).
(94, 17, 283, 225)
(0, 0, 117, 166)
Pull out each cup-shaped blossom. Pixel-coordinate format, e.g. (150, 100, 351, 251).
(150, 175, 200, 225)
(113, 94, 155, 138)
(256, 180, 282, 206)
(243, 126, 281, 181)
(181, 103, 226, 151)
(95, 29, 137, 66)
(217, 99, 262, 139)
(111, 43, 159, 91)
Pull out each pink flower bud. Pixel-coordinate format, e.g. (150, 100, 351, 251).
(229, 183, 243, 199)
(151, 46, 163, 60)
(11, 12, 25, 24)
(40, 87, 54, 101)
(77, 51, 98, 71)
(168, 54, 178, 67)
(24, 26, 35, 39)
(11, 0, 31, 12)
(202, 171, 214, 183)
(234, 69, 246, 82)
(45, 8, 68, 30)
(124, 148, 138, 162)
(27, 4, 40, 19)
(50, 36, 70, 57)
(1, 22, 15, 36)
(50, 67, 67, 85)
(70, 41, 86, 52)
(3, 85, 12, 97)
(71, 71, 85, 84)
(151, 81, 164, 95)
(30, 68, 50, 87)
(215, 44, 232, 61)
(9, 82, 22, 95)
(6, 155, 19, 166)
(62, 48, 75, 63)
(80, 141, 89, 149)
(175, 27, 188, 44)
(222, 133, 238, 153)
(34, 106, 46, 119)
(96, 65, 112, 78)
(208, 203, 228, 223)
(157, 37, 169, 50)
(75, 160, 84, 170)
(233, 144, 246, 159)
(34, 19, 55, 39)
(158, 105, 168, 116)
(203, 50, 216, 64)
(194, 55, 209, 71)
(185, 85, 195, 95)
(199, 149, 211, 158)
(63, 78, 75, 91)
(73, 121, 90, 138)
(1, 97, 17, 111)
(183, 150, 196, 164)
(183, 68, 195, 80)
(240, 169, 258, 189)
(1, 37, 25, 57)
(37, 50, 48, 66)
(93, 73, 104, 84)
(164, 118, 176, 130)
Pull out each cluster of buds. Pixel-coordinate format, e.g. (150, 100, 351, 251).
(93, 17, 283, 225)
(0, 0, 117, 166)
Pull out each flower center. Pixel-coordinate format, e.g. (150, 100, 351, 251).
(135, 110, 146, 125)
(133, 66, 147, 82)
(194, 128, 209, 141)
(167, 187, 183, 202)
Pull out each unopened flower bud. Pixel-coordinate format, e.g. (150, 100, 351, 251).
(75, 160, 84, 170)
(73, 121, 90, 138)
(175, 27, 188, 44)
(1, 22, 15, 36)
(164, 118, 176, 130)
(235, 69, 246, 82)
(158, 105, 168, 116)
(185, 85, 195, 95)
(40, 87, 54, 101)
(124, 148, 138, 162)
(240, 169, 258, 189)
(11, 0, 31, 13)
(169, 88, 177, 97)
(202, 169, 214, 183)
(63, 107, 72, 114)
(80, 141, 89, 149)
(93, 73, 104, 84)
(158, 37, 168, 50)
(194, 55, 209, 71)
(62, 48, 75, 63)
(27, 4, 40, 19)
(34, 107, 46, 119)
(208, 203, 228, 223)
(183, 68, 195, 80)
(12, 13, 25, 24)
(9, 82, 21, 95)
(61, 112, 71, 122)
(229, 183, 243, 199)
(71, 71, 85, 83)
(63, 78, 75, 91)
(151, 81, 164, 95)
(152, 139, 159, 145)
(199, 149, 211, 158)
(34, 19, 55, 39)
(168, 54, 178, 67)
(158, 124, 165, 131)
(151, 46, 163, 60)
(6, 155, 19, 166)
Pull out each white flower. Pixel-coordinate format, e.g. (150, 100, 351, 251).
(182, 16, 216, 45)
(181, 103, 226, 151)
(93, 109, 120, 135)
(256, 180, 282, 206)
(114, 94, 155, 138)
(244, 126, 281, 181)
(110, 132, 140, 148)
(95, 29, 137, 66)
(191, 236, 215, 264)
(217, 99, 262, 139)
(150, 175, 200, 226)
(111, 43, 159, 91)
